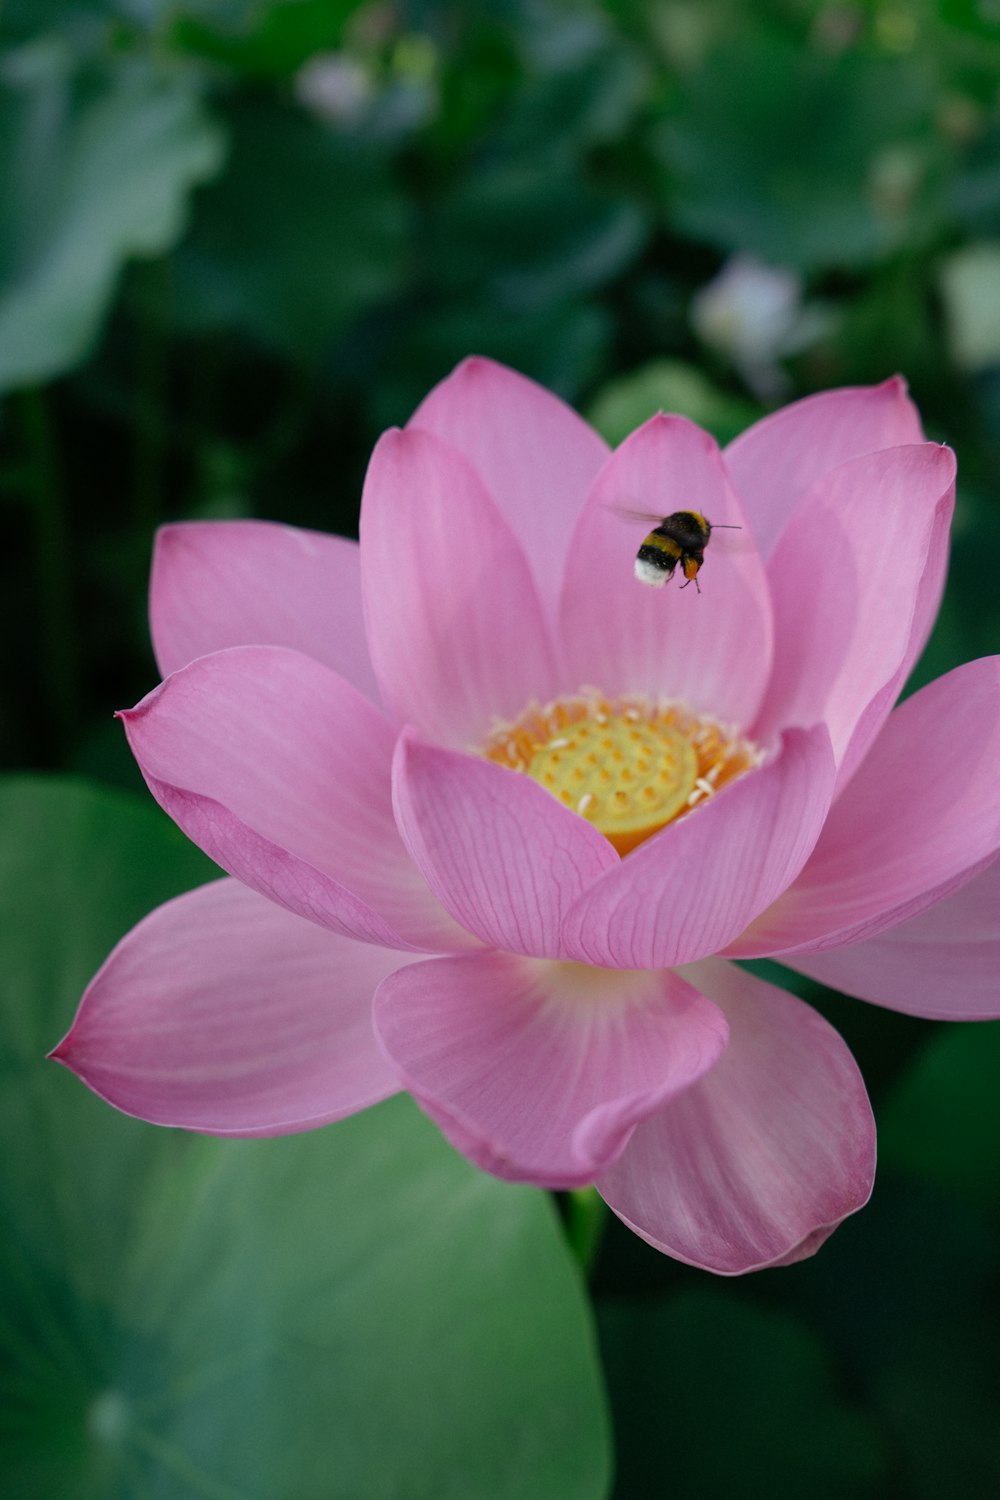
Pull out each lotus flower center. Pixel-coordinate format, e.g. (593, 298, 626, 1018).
(484, 692, 761, 856)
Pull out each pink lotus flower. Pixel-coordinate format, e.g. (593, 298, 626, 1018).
(54, 358, 1000, 1274)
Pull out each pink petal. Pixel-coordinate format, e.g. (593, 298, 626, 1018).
(724, 377, 925, 559)
(151, 521, 380, 702)
(51, 878, 404, 1135)
(752, 444, 956, 782)
(122, 645, 473, 952)
(360, 426, 560, 747)
(561, 724, 835, 969)
(786, 855, 1000, 1020)
(393, 733, 619, 958)
(408, 355, 609, 613)
(373, 951, 728, 1188)
(833, 485, 954, 798)
(736, 657, 1000, 957)
(559, 414, 773, 729)
(597, 959, 875, 1274)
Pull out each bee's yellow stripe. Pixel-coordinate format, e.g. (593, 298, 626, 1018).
(642, 531, 682, 560)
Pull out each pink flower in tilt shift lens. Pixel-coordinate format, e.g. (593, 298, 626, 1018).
(53, 358, 1000, 1274)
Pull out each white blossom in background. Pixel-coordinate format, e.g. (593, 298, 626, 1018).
(692, 254, 832, 400)
(295, 52, 374, 125)
(939, 242, 1000, 374)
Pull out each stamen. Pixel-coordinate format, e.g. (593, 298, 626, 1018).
(483, 692, 763, 856)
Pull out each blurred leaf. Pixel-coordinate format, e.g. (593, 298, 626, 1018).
(427, 154, 647, 308)
(951, 121, 1000, 232)
(586, 358, 760, 446)
(499, 1, 647, 151)
(0, 44, 225, 394)
(795, 1172, 1000, 1500)
(0, 775, 610, 1500)
(1, 0, 122, 47)
(939, 0, 1000, 41)
(808, 257, 940, 388)
(170, 0, 368, 80)
(656, 28, 938, 269)
(371, 297, 612, 427)
(599, 1290, 886, 1500)
(874, 1330, 1000, 1500)
(172, 100, 408, 357)
(879, 1021, 1000, 1208)
(939, 241, 1000, 370)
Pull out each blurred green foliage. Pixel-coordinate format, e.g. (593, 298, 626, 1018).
(3, 1, 1000, 1497)
(4, 0, 1000, 773)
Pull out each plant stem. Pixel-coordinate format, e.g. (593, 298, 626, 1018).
(563, 1187, 609, 1276)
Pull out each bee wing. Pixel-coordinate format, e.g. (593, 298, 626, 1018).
(605, 503, 666, 526)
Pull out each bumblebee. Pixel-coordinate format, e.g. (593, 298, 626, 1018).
(632, 510, 740, 592)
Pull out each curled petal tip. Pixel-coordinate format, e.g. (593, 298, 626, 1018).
(452, 353, 496, 378)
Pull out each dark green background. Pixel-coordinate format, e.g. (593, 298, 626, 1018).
(2, 2, 999, 1496)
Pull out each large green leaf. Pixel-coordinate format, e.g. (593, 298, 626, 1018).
(0, 45, 225, 393)
(655, 28, 938, 270)
(0, 777, 610, 1500)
